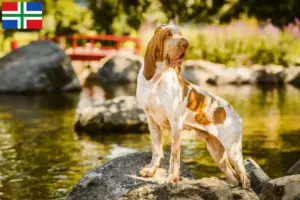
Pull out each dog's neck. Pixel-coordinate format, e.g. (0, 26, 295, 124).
(154, 60, 182, 76)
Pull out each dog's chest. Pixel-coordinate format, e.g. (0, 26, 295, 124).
(137, 69, 182, 127)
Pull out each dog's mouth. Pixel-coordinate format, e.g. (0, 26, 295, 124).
(167, 52, 186, 66)
(176, 52, 186, 60)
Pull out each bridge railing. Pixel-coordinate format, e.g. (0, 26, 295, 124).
(41, 35, 142, 61)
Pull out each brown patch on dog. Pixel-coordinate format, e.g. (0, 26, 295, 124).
(213, 107, 226, 124)
(187, 88, 212, 125)
(195, 113, 211, 125)
(187, 88, 207, 112)
(143, 27, 170, 80)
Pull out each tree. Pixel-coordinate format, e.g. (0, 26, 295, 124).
(160, 0, 226, 24)
(219, 0, 300, 26)
(89, 0, 151, 35)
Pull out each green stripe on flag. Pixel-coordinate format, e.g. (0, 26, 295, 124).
(21, 2, 24, 29)
(2, 14, 42, 17)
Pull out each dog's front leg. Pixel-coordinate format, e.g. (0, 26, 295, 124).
(167, 120, 183, 183)
(140, 112, 163, 177)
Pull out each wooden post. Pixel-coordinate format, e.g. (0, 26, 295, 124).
(116, 41, 121, 50)
(11, 39, 18, 50)
(91, 39, 95, 48)
(135, 39, 142, 55)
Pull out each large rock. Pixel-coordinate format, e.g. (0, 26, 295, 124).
(287, 158, 300, 175)
(259, 175, 300, 200)
(211, 67, 253, 85)
(180, 60, 300, 86)
(250, 65, 284, 85)
(181, 60, 253, 85)
(65, 152, 258, 200)
(181, 60, 224, 85)
(0, 40, 80, 92)
(278, 66, 300, 86)
(120, 177, 259, 200)
(244, 158, 270, 194)
(74, 96, 147, 133)
(65, 152, 193, 200)
(97, 51, 143, 84)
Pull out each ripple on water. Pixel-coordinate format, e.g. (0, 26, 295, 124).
(0, 86, 299, 199)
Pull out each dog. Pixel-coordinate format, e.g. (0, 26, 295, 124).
(136, 24, 250, 187)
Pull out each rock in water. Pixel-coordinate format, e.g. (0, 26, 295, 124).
(120, 177, 259, 200)
(65, 152, 259, 200)
(244, 158, 270, 194)
(0, 40, 80, 92)
(259, 175, 300, 200)
(97, 51, 143, 84)
(65, 152, 193, 200)
(74, 96, 148, 133)
(287, 158, 300, 175)
(278, 67, 300, 86)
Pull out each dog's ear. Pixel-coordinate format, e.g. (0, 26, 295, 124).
(143, 26, 168, 80)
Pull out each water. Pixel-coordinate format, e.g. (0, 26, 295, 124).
(0, 84, 300, 200)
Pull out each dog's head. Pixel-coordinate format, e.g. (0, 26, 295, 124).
(143, 24, 189, 80)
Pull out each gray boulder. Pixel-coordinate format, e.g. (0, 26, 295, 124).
(65, 152, 259, 200)
(181, 60, 253, 85)
(97, 51, 143, 84)
(259, 175, 300, 200)
(181, 60, 223, 85)
(250, 65, 284, 85)
(212, 67, 253, 85)
(0, 40, 80, 92)
(244, 158, 270, 194)
(277, 66, 300, 86)
(287, 159, 300, 175)
(65, 152, 193, 200)
(120, 177, 259, 200)
(74, 96, 147, 133)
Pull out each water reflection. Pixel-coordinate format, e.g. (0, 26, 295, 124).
(0, 84, 299, 199)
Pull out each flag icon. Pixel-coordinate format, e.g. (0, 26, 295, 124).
(2, 2, 42, 29)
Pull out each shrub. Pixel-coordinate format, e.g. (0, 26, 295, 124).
(183, 19, 300, 66)
(140, 18, 300, 67)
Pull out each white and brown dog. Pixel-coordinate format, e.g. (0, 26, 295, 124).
(136, 24, 250, 187)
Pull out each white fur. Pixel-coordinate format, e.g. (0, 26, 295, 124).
(136, 26, 250, 187)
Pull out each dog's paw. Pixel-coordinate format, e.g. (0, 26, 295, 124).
(139, 166, 157, 177)
(165, 175, 179, 183)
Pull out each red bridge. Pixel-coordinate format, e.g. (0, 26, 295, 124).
(37, 35, 142, 61)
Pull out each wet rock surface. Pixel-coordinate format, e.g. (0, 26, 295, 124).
(259, 175, 300, 200)
(287, 158, 300, 175)
(0, 40, 80, 92)
(65, 152, 193, 200)
(97, 51, 143, 84)
(74, 96, 147, 133)
(65, 152, 258, 200)
(181, 60, 300, 86)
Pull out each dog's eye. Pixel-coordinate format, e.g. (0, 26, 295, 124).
(166, 31, 173, 37)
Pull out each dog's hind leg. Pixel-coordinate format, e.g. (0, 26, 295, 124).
(226, 137, 251, 188)
(205, 134, 240, 185)
(140, 113, 163, 177)
(217, 121, 251, 188)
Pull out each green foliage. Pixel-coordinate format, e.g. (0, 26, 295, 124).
(160, 0, 226, 24)
(219, 0, 300, 26)
(89, 0, 151, 35)
(40, 0, 94, 36)
(183, 19, 300, 66)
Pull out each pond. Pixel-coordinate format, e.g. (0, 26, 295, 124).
(0, 84, 300, 200)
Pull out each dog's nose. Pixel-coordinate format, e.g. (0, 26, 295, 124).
(180, 38, 189, 49)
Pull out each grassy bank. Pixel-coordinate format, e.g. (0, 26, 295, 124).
(140, 19, 300, 67)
